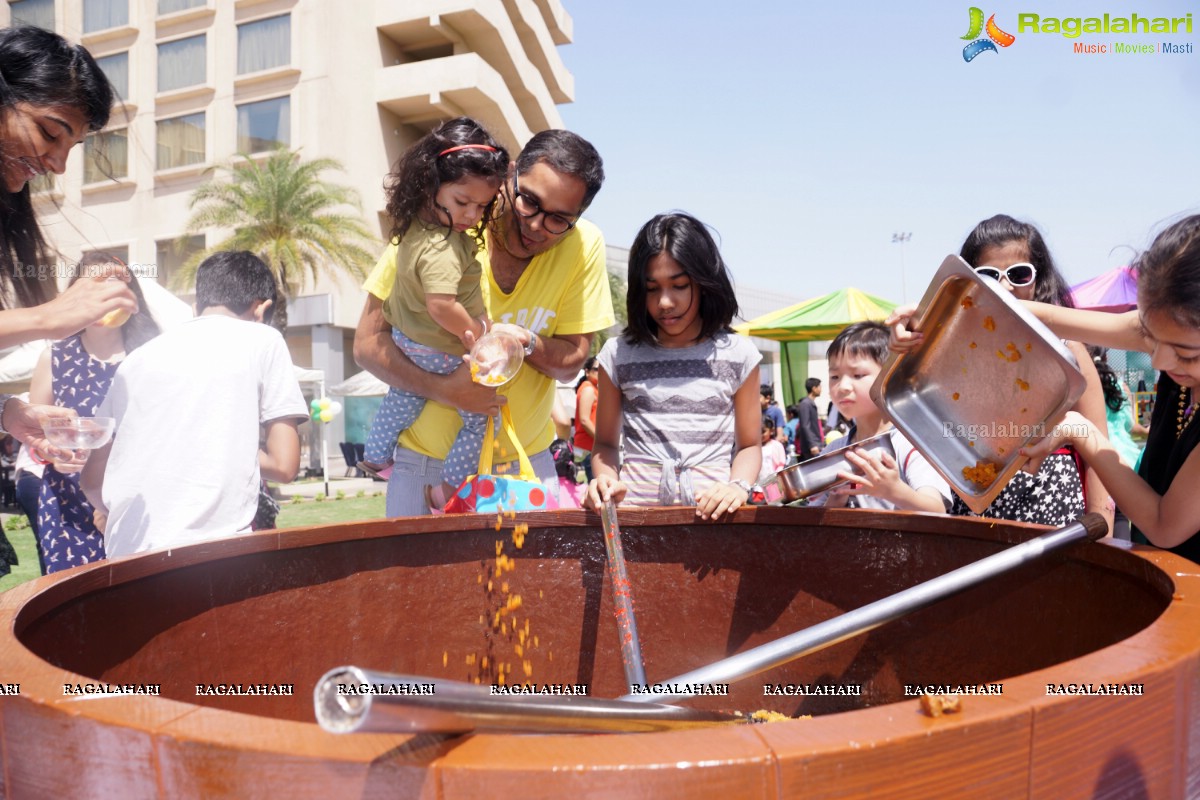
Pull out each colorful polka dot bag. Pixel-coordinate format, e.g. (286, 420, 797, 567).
(442, 406, 550, 513)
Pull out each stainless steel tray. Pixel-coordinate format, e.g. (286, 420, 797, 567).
(869, 255, 1086, 514)
(766, 431, 896, 503)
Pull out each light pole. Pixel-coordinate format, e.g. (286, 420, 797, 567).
(892, 232, 912, 303)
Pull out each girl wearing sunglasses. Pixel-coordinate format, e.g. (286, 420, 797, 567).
(954, 215, 1114, 532)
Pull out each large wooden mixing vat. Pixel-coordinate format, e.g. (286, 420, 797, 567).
(1, 507, 1196, 798)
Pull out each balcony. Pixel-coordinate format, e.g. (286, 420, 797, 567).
(375, 0, 569, 136)
(376, 53, 531, 151)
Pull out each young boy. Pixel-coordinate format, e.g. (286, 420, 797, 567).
(814, 321, 951, 512)
(81, 251, 308, 557)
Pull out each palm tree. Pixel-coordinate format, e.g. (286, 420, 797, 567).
(175, 148, 379, 331)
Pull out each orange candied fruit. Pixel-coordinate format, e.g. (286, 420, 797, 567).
(1015, 378, 1030, 391)
(952, 392, 960, 401)
(962, 460, 998, 488)
(983, 316, 996, 332)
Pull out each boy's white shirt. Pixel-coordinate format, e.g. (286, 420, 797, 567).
(96, 315, 307, 557)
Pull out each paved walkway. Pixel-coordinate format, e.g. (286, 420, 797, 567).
(276, 474, 385, 499)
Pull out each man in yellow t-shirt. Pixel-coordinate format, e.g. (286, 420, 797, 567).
(354, 130, 615, 516)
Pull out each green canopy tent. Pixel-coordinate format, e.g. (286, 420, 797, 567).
(734, 287, 897, 407)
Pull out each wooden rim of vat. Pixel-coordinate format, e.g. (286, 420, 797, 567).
(2, 507, 1198, 773)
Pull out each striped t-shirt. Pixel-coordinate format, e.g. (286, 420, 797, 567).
(598, 332, 761, 506)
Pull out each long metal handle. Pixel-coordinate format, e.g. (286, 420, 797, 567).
(602, 498, 647, 690)
(313, 667, 737, 734)
(623, 513, 1108, 703)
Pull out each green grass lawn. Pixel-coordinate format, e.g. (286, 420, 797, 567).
(275, 493, 386, 528)
(0, 517, 39, 594)
(0, 492, 387, 594)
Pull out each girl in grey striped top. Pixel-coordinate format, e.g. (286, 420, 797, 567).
(586, 213, 762, 520)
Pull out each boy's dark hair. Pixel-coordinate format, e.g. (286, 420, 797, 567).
(827, 321, 890, 366)
(0, 26, 116, 310)
(760, 383, 773, 399)
(195, 251, 277, 317)
(384, 116, 509, 246)
(623, 213, 738, 346)
(786, 403, 800, 420)
(805, 377, 822, 393)
(960, 214, 1075, 309)
(1137, 214, 1200, 329)
(516, 129, 605, 210)
(73, 252, 161, 352)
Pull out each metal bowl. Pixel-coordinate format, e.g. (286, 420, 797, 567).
(768, 432, 896, 503)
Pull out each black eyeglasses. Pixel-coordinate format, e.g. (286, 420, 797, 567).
(974, 263, 1037, 287)
(511, 174, 578, 235)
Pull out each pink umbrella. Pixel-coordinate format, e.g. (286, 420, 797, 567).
(1070, 265, 1138, 312)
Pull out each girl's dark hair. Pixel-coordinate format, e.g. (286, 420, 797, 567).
(960, 214, 1075, 308)
(1136, 215, 1200, 329)
(575, 355, 598, 390)
(384, 117, 509, 247)
(762, 414, 776, 432)
(827, 321, 890, 366)
(1087, 345, 1124, 412)
(70, 252, 161, 352)
(623, 212, 738, 346)
(0, 27, 116, 310)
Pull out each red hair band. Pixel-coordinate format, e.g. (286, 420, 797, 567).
(437, 144, 497, 157)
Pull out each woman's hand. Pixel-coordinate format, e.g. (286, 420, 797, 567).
(1019, 411, 1092, 473)
(44, 268, 137, 339)
(695, 481, 749, 521)
(885, 304, 922, 354)
(3, 399, 79, 460)
(585, 474, 626, 510)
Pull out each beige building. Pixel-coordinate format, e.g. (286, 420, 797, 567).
(3, 0, 576, 452)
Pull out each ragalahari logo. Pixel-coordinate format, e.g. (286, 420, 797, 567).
(962, 7, 1016, 61)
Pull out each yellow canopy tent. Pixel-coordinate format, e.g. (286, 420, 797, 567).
(734, 287, 897, 406)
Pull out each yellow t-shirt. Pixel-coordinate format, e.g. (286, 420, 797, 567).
(364, 218, 614, 459)
(381, 222, 485, 353)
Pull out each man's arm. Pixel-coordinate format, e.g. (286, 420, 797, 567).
(259, 418, 301, 484)
(353, 295, 503, 417)
(491, 322, 593, 384)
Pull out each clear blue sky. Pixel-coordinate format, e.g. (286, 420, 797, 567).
(559, 1, 1200, 307)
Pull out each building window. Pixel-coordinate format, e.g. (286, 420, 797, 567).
(82, 245, 130, 269)
(9, 0, 55, 30)
(83, 0, 128, 33)
(157, 113, 205, 170)
(157, 0, 204, 14)
(84, 128, 129, 184)
(237, 15, 290, 74)
(237, 96, 289, 154)
(158, 34, 206, 93)
(156, 235, 204, 288)
(95, 52, 129, 101)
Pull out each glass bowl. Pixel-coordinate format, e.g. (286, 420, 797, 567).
(41, 416, 116, 450)
(469, 331, 524, 387)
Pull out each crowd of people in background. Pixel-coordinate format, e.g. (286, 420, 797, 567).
(7, 23, 1200, 581)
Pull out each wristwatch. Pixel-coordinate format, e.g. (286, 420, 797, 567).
(728, 478, 752, 499)
(0, 394, 15, 435)
(523, 330, 538, 356)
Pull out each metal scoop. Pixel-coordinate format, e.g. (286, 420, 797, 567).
(313, 667, 738, 735)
